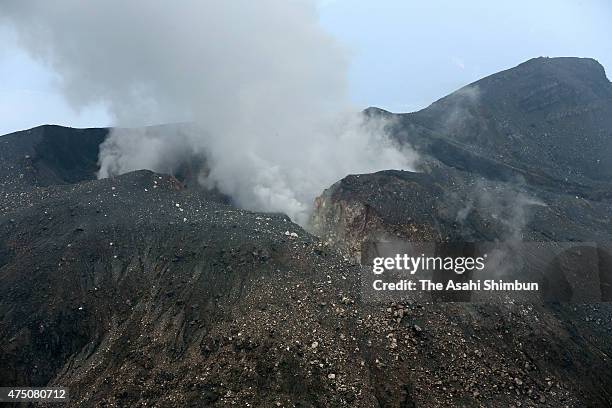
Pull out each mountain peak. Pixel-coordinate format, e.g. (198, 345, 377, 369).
(516, 56, 608, 82)
(384, 56, 612, 187)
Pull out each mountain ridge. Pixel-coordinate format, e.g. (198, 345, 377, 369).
(2, 57, 612, 406)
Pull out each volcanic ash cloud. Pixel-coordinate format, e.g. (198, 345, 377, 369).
(0, 0, 417, 225)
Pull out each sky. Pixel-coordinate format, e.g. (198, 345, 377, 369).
(1, 0, 611, 136)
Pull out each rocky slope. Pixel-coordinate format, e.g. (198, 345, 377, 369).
(315, 58, 612, 258)
(389, 57, 612, 191)
(1, 57, 612, 407)
(0, 125, 107, 191)
(2, 170, 611, 407)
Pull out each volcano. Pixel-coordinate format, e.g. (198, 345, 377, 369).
(1, 57, 611, 407)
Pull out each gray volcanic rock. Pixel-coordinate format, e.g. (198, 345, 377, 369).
(0, 125, 107, 192)
(388, 57, 612, 191)
(311, 167, 612, 260)
(1, 57, 612, 407)
(1, 170, 611, 407)
(315, 58, 612, 256)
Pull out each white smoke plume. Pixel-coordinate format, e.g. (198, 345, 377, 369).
(454, 179, 547, 240)
(0, 0, 417, 225)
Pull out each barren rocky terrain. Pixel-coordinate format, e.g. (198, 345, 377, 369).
(1, 57, 611, 407)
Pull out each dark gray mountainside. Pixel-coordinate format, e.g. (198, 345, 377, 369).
(0, 125, 107, 191)
(315, 57, 612, 256)
(384, 57, 612, 189)
(1, 57, 612, 407)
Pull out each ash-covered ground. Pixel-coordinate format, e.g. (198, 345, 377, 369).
(1, 57, 612, 407)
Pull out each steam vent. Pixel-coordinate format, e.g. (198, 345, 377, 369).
(1, 56, 612, 406)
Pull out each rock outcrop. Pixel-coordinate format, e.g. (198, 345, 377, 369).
(1, 57, 612, 407)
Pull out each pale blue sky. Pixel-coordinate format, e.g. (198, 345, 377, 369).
(1, 0, 611, 135)
(0, 26, 111, 134)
